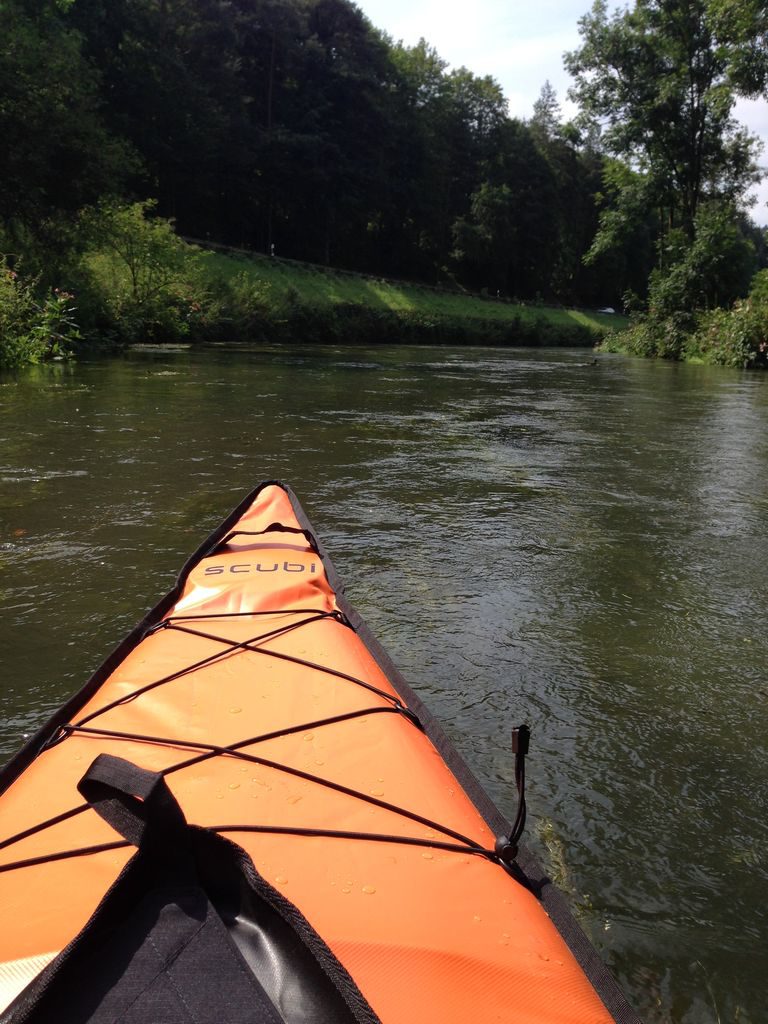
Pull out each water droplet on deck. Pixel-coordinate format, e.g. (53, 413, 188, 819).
(304, 733, 314, 741)
(362, 886, 376, 895)
(473, 915, 482, 923)
(228, 783, 240, 790)
(421, 852, 434, 860)
(315, 758, 325, 766)
(275, 875, 288, 885)
(371, 788, 384, 796)
(341, 886, 351, 894)
(229, 706, 242, 714)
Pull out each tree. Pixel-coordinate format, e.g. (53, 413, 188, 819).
(70, 0, 259, 242)
(78, 201, 204, 342)
(452, 120, 560, 298)
(530, 80, 562, 145)
(0, 0, 131, 235)
(565, 0, 763, 246)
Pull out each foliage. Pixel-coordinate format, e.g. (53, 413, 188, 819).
(530, 80, 563, 146)
(77, 203, 212, 343)
(566, 0, 762, 244)
(0, 262, 81, 369)
(0, 0, 134, 231)
(451, 118, 561, 299)
(685, 302, 767, 367)
(648, 206, 756, 318)
(1, 0, 766, 356)
(600, 311, 690, 359)
(1, 0, 656, 306)
(685, 268, 768, 367)
(601, 205, 759, 361)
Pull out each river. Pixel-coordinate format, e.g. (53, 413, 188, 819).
(1, 345, 766, 1022)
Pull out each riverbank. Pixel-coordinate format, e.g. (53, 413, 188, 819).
(596, 274, 768, 370)
(197, 246, 623, 348)
(1, 206, 625, 369)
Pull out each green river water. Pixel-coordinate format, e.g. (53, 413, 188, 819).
(1, 345, 767, 1022)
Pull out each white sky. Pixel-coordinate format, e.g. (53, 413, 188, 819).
(355, 0, 768, 225)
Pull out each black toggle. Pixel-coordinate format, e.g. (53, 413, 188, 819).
(494, 835, 518, 865)
(495, 723, 530, 869)
(512, 724, 530, 757)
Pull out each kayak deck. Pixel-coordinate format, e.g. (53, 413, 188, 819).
(0, 483, 628, 1023)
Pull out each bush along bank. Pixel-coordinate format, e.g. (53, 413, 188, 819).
(597, 214, 768, 371)
(1, 203, 606, 369)
(0, 263, 82, 369)
(600, 273, 768, 370)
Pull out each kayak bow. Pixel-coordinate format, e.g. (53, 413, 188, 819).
(0, 482, 639, 1024)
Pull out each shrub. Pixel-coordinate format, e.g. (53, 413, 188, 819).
(0, 261, 81, 368)
(687, 301, 768, 368)
(77, 201, 213, 344)
(213, 272, 276, 341)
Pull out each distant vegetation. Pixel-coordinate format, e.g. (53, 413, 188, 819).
(1, 0, 767, 367)
(0, 204, 621, 366)
(199, 248, 622, 344)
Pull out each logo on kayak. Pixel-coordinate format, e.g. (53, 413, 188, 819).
(203, 562, 318, 576)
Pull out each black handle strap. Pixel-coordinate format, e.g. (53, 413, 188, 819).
(207, 522, 321, 557)
(77, 754, 189, 857)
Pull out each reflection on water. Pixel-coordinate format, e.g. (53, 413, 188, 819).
(1, 347, 767, 1023)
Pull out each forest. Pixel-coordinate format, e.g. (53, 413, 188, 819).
(2, 0, 768, 366)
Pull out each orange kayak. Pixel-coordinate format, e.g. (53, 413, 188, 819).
(0, 482, 639, 1023)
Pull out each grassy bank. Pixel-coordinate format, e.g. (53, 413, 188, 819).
(199, 247, 625, 347)
(1, 204, 626, 369)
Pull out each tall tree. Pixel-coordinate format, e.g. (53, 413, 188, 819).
(565, 0, 763, 245)
(452, 119, 559, 298)
(0, 0, 130, 236)
(530, 80, 562, 145)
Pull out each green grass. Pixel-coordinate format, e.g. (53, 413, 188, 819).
(200, 249, 627, 338)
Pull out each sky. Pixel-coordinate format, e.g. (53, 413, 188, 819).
(354, 0, 768, 225)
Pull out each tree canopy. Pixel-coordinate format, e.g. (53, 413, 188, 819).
(1, 0, 766, 318)
(566, 0, 764, 243)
